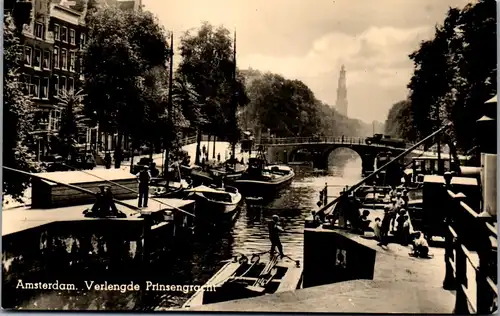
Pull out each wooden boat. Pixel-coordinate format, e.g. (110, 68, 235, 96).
(183, 253, 303, 308)
(189, 163, 247, 186)
(184, 185, 242, 222)
(233, 157, 295, 198)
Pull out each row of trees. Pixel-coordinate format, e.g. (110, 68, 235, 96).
(240, 69, 375, 138)
(385, 0, 496, 151)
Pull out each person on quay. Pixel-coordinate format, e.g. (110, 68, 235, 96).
(379, 206, 392, 246)
(389, 198, 399, 232)
(411, 231, 430, 258)
(217, 152, 221, 163)
(269, 215, 285, 258)
(371, 217, 382, 241)
(311, 211, 322, 227)
(402, 189, 409, 207)
(104, 152, 112, 169)
(136, 165, 152, 208)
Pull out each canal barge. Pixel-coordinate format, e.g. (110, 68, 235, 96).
(233, 156, 295, 198)
(184, 185, 242, 222)
(183, 253, 302, 308)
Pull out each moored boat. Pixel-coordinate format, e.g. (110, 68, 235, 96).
(233, 156, 295, 198)
(183, 253, 302, 308)
(184, 185, 242, 222)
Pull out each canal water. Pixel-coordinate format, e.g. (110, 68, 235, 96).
(11, 150, 362, 311)
(142, 150, 363, 310)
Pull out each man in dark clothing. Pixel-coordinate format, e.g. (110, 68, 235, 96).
(380, 206, 392, 246)
(269, 215, 284, 257)
(136, 166, 151, 208)
(87, 185, 122, 218)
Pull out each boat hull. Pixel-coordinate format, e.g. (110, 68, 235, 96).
(233, 172, 294, 199)
(192, 193, 242, 224)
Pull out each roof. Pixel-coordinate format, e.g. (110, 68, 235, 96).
(35, 169, 135, 185)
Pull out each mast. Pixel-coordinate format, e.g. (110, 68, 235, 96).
(165, 31, 174, 189)
(230, 30, 237, 162)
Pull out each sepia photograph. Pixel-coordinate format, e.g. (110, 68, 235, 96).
(1, 0, 497, 313)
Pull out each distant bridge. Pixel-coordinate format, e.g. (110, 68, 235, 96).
(257, 136, 448, 174)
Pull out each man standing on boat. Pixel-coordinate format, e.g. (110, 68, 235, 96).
(136, 166, 152, 208)
(269, 215, 285, 258)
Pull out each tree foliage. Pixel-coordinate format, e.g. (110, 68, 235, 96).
(3, 14, 38, 199)
(406, 0, 496, 150)
(240, 69, 374, 138)
(82, 7, 171, 165)
(384, 100, 414, 139)
(55, 89, 87, 159)
(176, 22, 248, 160)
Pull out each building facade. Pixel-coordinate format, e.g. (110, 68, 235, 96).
(6, 0, 141, 160)
(335, 65, 348, 117)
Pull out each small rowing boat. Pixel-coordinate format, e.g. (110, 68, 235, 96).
(183, 252, 302, 308)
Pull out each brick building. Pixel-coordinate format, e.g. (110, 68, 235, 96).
(5, 0, 141, 160)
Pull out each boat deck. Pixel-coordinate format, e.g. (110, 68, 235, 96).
(2, 198, 195, 236)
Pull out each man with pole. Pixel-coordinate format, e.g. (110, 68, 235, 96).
(269, 215, 285, 258)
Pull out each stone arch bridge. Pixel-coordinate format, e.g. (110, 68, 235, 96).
(259, 136, 437, 175)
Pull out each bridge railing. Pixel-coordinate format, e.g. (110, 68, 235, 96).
(258, 136, 424, 150)
(443, 187, 497, 314)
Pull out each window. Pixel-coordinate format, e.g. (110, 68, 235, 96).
(24, 46, 32, 66)
(61, 26, 67, 42)
(69, 51, 76, 71)
(41, 77, 49, 99)
(43, 50, 50, 69)
(68, 77, 75, 93)
(60, 76, 67, 93)
(53, 75, 59, 96)
(49, 110, 61, 131)
(35, 22, 44, 39)
(53, 46, 59, 69)
(34, 49, 41, 68)
(32, 77, 40, 98)
(22, 75, 31, 95)
(69, 29, 75, 45)
(61, 49, 67, 69)
(54, 24, 60, 41)
(80, 33, 86, 48)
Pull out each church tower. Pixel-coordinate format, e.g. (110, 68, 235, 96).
(335, 65, 348, 117)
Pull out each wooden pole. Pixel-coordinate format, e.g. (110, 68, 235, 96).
(165, 32, 174, 189)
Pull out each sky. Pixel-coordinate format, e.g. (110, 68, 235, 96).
(142, 0, 472, 124)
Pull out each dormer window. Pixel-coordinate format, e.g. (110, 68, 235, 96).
(35, 23, 44, 39)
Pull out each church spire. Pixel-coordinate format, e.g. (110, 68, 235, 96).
(336, 64, 348, 117)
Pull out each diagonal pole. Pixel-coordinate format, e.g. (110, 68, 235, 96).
(318, 122, 452, 215)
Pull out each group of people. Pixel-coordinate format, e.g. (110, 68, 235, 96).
(371, 189, 430, 257)
(311, 186, 431, 259)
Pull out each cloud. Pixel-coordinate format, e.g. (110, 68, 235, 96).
(237, 25, 433, 121)
(142, 0, 472, 123)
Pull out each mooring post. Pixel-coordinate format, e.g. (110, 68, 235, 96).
(324, 183, 328, 205)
